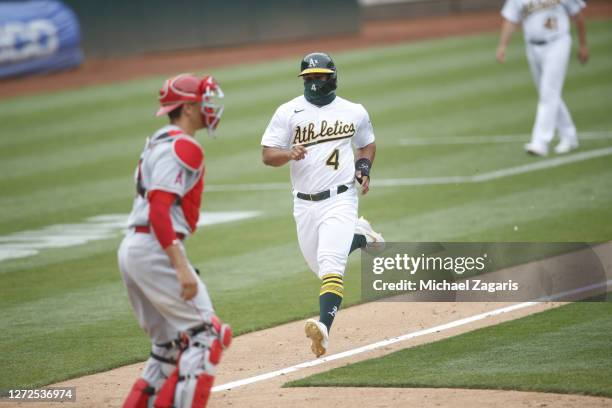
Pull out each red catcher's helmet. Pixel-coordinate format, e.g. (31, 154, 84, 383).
(156, 73, 224, 134)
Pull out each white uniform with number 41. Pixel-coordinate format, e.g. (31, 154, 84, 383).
(261, 95, 375, 278)
(502, 0, 585, 149)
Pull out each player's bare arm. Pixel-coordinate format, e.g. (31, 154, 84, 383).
(164, 244, 198, 300)
(355, 142, 376, 195)
(497, 19, 518, 63)
(148, 188, 200, 300)
(261, 145, 307, 167)
(573, 12, 589, 64)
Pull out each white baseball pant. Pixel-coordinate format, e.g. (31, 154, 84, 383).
(526, 33, 577, 147)
(118, 231, 215, 344)
(293, 185, 358, 279)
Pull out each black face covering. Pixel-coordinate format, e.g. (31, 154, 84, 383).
(304, 78, 336, 106)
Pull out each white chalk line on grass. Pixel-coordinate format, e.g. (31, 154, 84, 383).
(206, 145, 612, 192)
(0, 211, 260, 263)
(212, 279, 612, 393)
(398, 130, 612, 146)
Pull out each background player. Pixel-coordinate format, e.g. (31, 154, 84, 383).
(119, 74, 231, 408)
(496, 0, 589, 156)
(261, 52, 384, 358)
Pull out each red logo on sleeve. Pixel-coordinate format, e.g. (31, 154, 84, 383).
(175, 169, 184, 185)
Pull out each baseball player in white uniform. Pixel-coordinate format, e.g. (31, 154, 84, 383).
(261, 52, 384, 358)
(119, 73, 231, 408)
(497, 0, 589, 156)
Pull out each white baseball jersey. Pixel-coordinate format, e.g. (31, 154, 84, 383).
(502, 0, 585, 42)
(261, 95, 375, 194)
(126, 124, 204, 236)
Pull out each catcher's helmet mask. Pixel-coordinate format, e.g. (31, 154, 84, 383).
(156, 73, 224, 135)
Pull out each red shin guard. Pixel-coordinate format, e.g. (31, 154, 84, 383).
(190, 374, 215, 408)
(154, 368, 179, 408)
(123, 378, 154, 408)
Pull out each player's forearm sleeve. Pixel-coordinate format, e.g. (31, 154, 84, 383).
(148, 190, 178, 249)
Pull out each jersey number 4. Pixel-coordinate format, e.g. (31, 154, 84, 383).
(544, 17, 558, 31)
(326, 149, 340, 170)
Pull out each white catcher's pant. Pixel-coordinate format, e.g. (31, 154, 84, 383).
(118, 231, 214, 344)
(293, 185, 358, 279)
(119, 232, 222, 407)
(526, 33, 577, 147)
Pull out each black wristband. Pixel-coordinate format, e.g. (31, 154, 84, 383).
(355, 158, 371, 178)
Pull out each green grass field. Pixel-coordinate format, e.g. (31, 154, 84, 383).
(287, 301, 612, 397)
(1, 20, 611, 390)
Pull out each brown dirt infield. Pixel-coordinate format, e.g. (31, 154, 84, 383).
(3, 301, 611, 408)
(2, 246, 610, 407)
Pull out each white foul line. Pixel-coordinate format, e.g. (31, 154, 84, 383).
(398, 130, 612, 146)
(212, 279, 611, 392)
(206, 146, 612, 192)
(471, 147, 612, 182)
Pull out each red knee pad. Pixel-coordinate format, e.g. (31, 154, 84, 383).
(211, 315, 232, 350)
(219, 323, 232, 349)
(123, 378, 154, 408)
(211, 315, 222, 333)
(191, 374, 215, 408)
(208, 339, 222, 365)
(154, 368, 179, 408)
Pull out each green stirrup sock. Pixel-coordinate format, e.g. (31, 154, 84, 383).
(319, 274, 344, 332)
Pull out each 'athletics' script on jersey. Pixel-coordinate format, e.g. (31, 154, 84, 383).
(293, 120, 356, 147)
(523, 0, 561, 17)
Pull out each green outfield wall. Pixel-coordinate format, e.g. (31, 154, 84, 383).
(62, 0, 360, 57)
(361, 0, 504, 20)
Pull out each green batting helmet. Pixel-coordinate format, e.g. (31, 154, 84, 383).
(298, 52, 337, 90)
